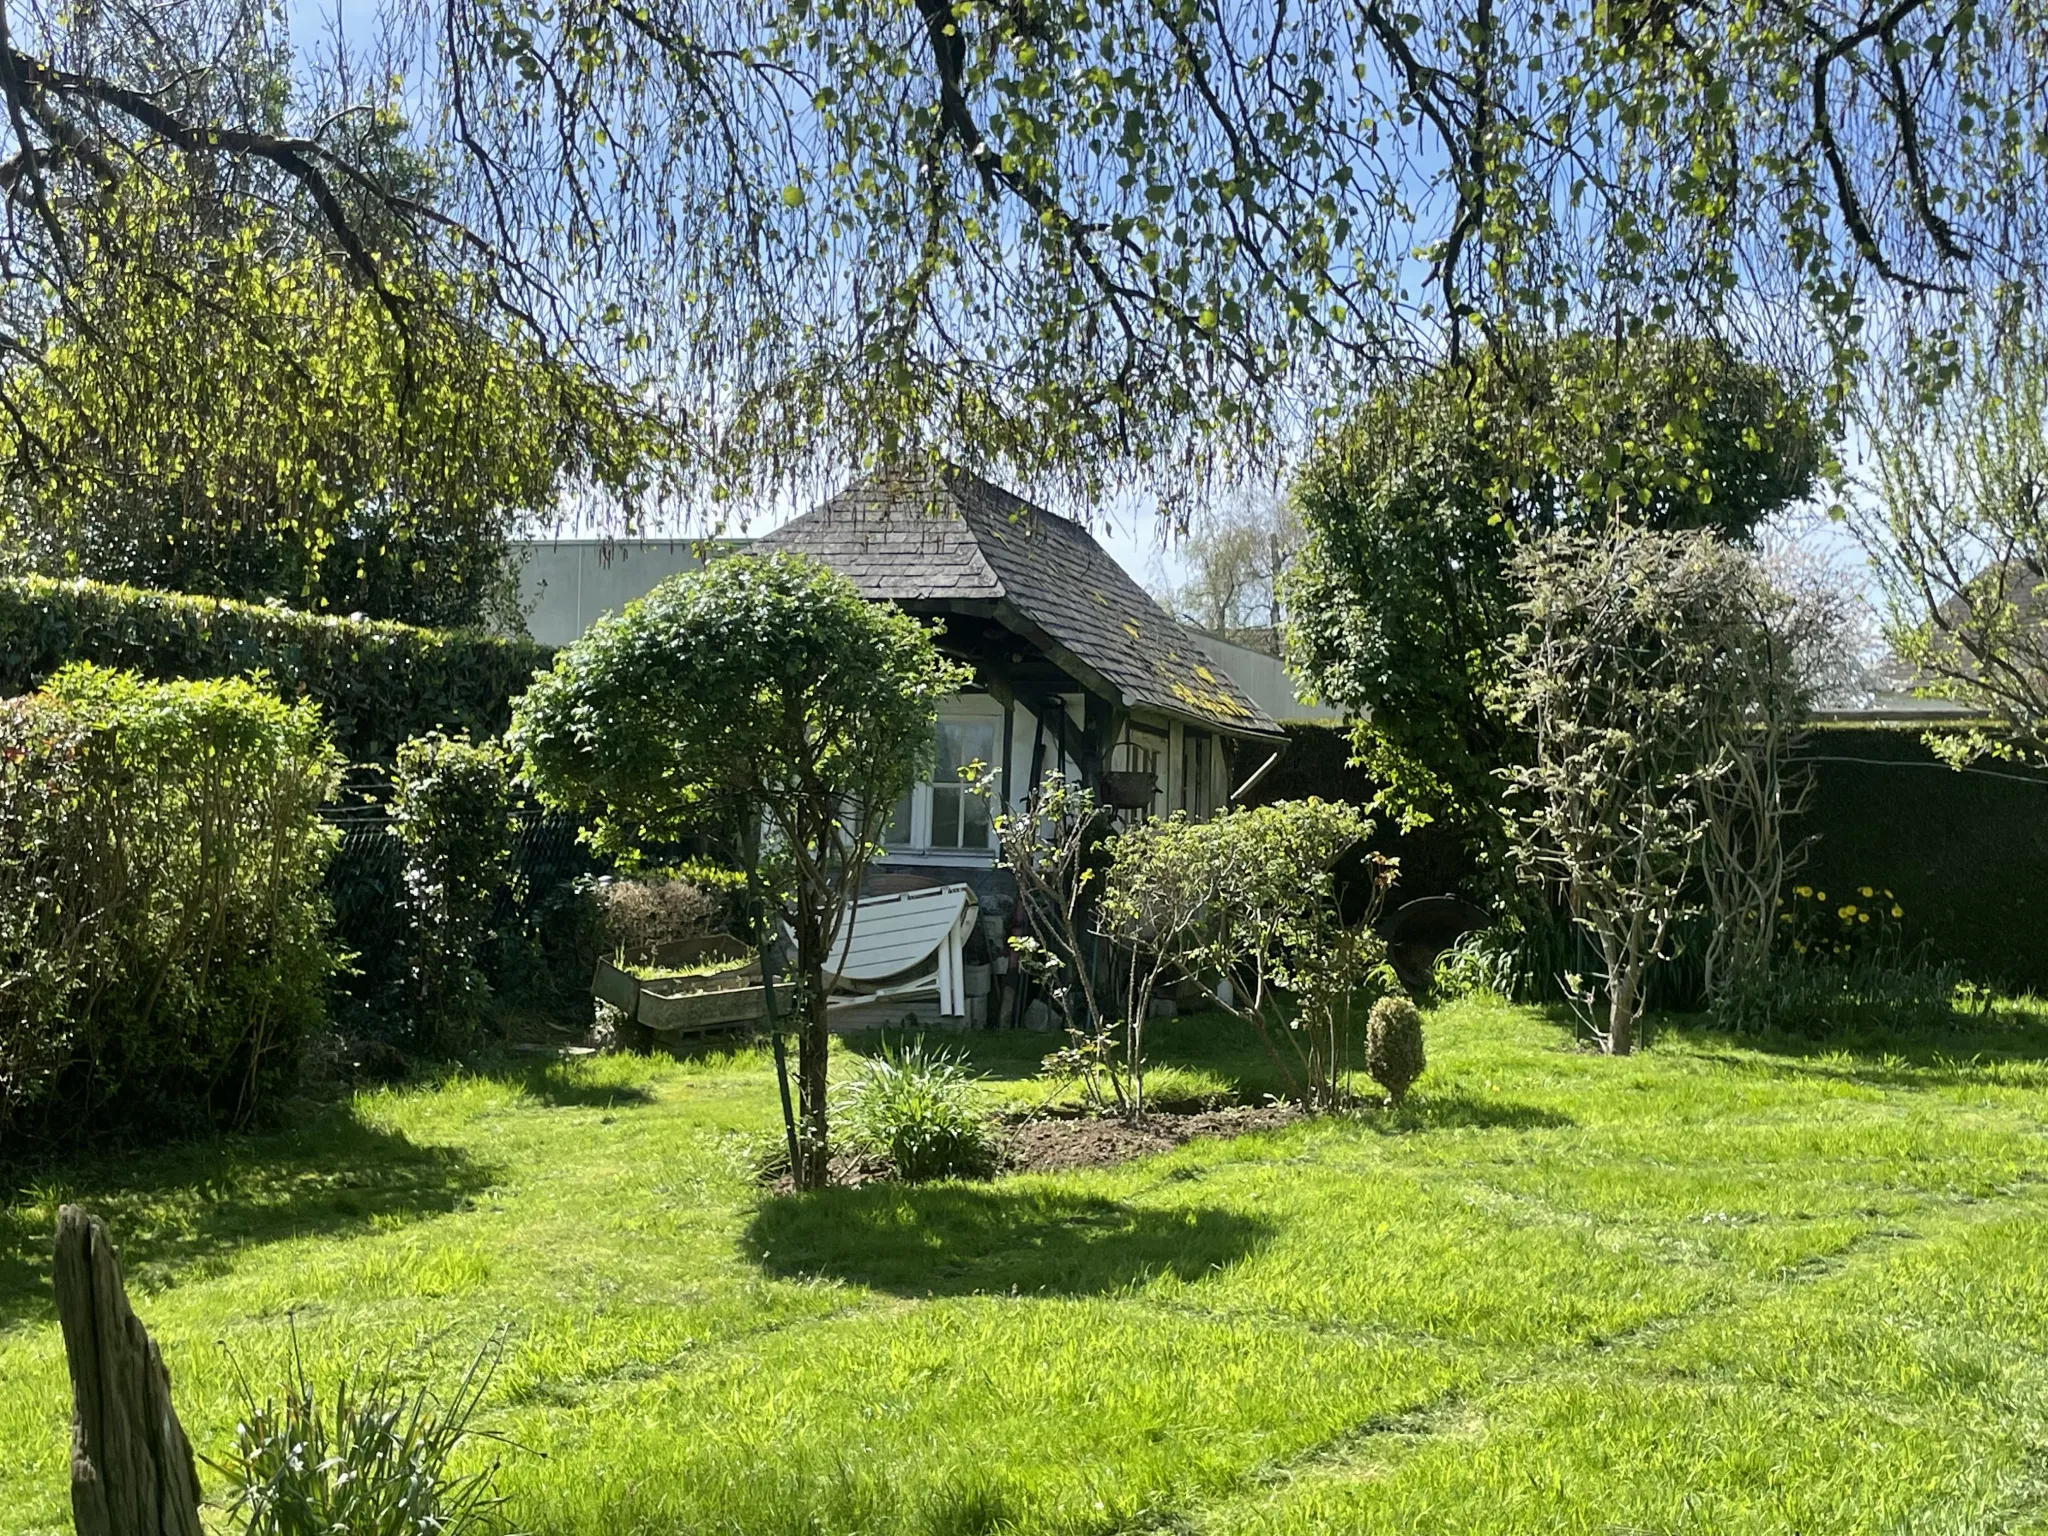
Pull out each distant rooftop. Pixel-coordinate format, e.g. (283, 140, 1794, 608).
(759, 465, 1284, 739)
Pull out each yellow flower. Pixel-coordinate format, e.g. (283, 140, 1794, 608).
(1891, 904, 1904, 918)
(1858, 913, 1870, 923)
(1794, 885, 1814, 898)
(1816, 890, 1827, 902)
(1859, 886, 1875, 898)
(1838, 904, 1857, 920)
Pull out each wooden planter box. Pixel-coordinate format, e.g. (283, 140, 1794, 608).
(638, 977, 794, 1035)
(591, 955, 643, 1016)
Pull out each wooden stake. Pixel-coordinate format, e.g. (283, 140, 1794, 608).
(52, 1206, 204, 1536)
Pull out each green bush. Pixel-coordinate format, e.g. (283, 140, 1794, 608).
(834, 1038, 996, 1181)
(390, 733, 521, 1050)
(212, 1333, 514, 1536)
(0, 664, 339, 1147)
(0, 573, 548, 762)
(1365, 995, 1426, 1106)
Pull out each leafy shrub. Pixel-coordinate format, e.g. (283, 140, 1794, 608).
(1365, 995, 1427, 1106)
(390, 734, 520, 1049)
(0, 573, 548, 762)
(834, 1038, 995, 1181)
(212, 1332, 515, 1536)
(0, 664, 338, 1146)
(1096, 798, 1394, 1113)
(1430, 929, 1518, 1003)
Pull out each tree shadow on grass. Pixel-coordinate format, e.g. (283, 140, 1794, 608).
(1375, 1091, 1575, 1133)
(0, 1103, 496, 1331)
(502, 1058, 657, 1110)
(1670, 1011, 2048, 1091)
(745, 1182, 1273, 1298)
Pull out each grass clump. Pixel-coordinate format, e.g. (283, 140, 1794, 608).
(1365, 994, 1426, 1105)
(211, 1329, 515, 1536)
(834, 1037, 995, 1181)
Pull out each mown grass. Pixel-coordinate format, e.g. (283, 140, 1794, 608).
(6, 1000, 2048, 1534)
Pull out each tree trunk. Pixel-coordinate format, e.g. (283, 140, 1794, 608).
(1607, 968, 1636, 1056)
(52, 1206, 204, 1536)
(795, 963, 831, 1190)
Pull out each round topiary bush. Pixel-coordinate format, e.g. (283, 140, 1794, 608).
(1365, 995, 1426, 1107)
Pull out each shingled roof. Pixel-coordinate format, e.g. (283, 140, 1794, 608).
(761, 466, 1283, 739)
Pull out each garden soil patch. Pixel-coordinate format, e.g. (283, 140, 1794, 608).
(998, 1102, 1302, 1174)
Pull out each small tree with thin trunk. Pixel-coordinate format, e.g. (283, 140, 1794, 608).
(512, 553, 965, 1189)
(1498, 527, 1782, 1054)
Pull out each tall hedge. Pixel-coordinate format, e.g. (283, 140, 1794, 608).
(1267, 719, 2048, 994)
(1797, 725, 2048, 993)
(0, 574, 549, 761)
(0, 665, 339, 1150)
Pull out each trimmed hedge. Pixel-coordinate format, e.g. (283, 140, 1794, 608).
(0, 574, 550, 762)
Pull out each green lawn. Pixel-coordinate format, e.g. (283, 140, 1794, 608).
(7, 1001, 2048, 1534)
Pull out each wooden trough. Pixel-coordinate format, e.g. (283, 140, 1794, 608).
(591, 952, 794, 1042)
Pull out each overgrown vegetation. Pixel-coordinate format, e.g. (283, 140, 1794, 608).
(1131, 799, 1398, 1112)
(211, 1330, 515, 1536)
(390, 734, 521, 1053)
(1497, 526, 1821, 1053)
(0, 664, 338, 1149)
(1286, 336, 1822, 849)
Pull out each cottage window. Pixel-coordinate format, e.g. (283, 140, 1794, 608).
(880, 715, 999, 853)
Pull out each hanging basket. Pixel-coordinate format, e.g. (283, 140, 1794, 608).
(1097, 770, 1158, 809)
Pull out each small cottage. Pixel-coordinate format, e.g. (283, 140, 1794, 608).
(759, 465, 1287, 900)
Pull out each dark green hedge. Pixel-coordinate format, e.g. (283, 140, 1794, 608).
(0, 575, 550, 762)
(1797, 725, 2048, 993)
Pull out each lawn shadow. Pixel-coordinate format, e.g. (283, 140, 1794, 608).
(1674, 1011, 2048, 1091)
(504, 1058, 657, 1109)
(1380, 1090, 1575, 1133)
(745, 1181, 1273, 1298)
(0, 1103, 496, 1330)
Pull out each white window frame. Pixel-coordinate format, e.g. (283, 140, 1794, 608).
(879, 698, 1005, 861)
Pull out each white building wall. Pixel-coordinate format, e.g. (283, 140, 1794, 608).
(514, 539, 712, 647)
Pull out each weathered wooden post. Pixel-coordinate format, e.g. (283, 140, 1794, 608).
(51, 1205, 204, 1536)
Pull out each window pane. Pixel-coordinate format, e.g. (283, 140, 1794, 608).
(937, 720, 997, 781)
(930, 784, 964, 848)
(882, 789, 914, 846)
(960, 787, 991, 849)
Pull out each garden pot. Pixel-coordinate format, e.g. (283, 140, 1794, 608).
(1097, 770, 1158, 809)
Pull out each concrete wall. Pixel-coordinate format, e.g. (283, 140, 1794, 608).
(514, 539, 714, 648)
